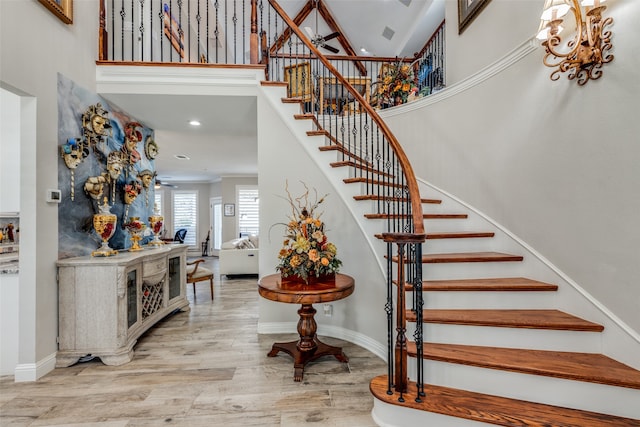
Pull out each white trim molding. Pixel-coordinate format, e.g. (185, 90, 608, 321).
(380, 37, 539, 116)
(14, 352, 57, 382)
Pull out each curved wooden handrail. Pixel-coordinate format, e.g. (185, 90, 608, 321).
(268, 0, 425, 236)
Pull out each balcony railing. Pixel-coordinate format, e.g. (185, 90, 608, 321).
(99, 0, 445, 108)
(99, 0, 432, 401)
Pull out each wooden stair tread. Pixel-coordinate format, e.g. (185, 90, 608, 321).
(421, 277, 558, 292)
(317, 143, 370, 165)
(354, 194, 441, 204)
(406, 343, 640, 389)
(390, 252, 524, 263)
(330, 161, 394, 177)
(366, 213, 468, 219)
(370, 375, 640, 426)
(260, 81, 287, 87)
(377, 231, 494, 240)
(407, 309, 604, 331)
(423, 252, 523, 263)
(343, 177, 405, 187)
(294, 113, 316, 120)
(426, 231, 495, 239)
(281, 97, 304, 103)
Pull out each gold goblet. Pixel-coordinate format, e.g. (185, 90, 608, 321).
(123, 217, 145, 251)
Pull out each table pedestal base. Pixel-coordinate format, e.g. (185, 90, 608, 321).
(267, 303, 348, 381)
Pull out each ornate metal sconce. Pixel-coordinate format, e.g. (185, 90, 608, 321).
(537, 0, 613, 85)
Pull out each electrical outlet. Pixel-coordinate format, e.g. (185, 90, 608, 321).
(323, 304, 333, 316)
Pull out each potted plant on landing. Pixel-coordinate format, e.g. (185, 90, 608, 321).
(274, 182, 342, 284)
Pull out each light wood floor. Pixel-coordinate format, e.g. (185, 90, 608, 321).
(0, 257, 385, 426)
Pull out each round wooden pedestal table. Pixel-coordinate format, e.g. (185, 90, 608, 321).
(258, 273, 355, 382)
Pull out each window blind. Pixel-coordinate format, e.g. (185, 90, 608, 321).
(154, 191, 163, 216)
(172, 191, 197, 246)
(237, 186, 259, 237)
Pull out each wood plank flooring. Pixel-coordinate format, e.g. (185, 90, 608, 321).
(0, 257, 385, 426)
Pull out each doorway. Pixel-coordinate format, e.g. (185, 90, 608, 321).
(210, 196, 222, 256)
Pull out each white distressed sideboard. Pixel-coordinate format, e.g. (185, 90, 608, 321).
(56, 244, 189, 367)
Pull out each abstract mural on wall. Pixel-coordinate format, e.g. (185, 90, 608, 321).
(57, 74, 158, 259)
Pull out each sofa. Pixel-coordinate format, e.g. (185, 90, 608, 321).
(219, 235, 259, 276)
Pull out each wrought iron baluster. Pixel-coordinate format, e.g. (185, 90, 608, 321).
(187, 0, 191, 62)
(130, 0, 134, 60)
(139, 0, 144, 61)
(158, 2, 164, 62)
(149, 0, 153, 61)
(242, 0, 245, 64)
(413, 241, 425, 400)
(385, 239, 394, 395)
(196, 0, 201, 62)
(120, 0, 125, 61)
(178, 0, 183, 62)
(232, 0, 237, 64)
(224, 0, 228, 63)
(215, 0, 220, 63)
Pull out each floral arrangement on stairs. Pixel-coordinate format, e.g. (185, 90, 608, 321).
(274, 182, 342, 284)
(375, 60, 418, 107)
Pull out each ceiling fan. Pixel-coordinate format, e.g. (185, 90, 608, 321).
(304, 0, 340, 54)
(155, 179, 178, 189)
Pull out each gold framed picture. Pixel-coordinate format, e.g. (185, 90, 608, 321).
(458, 0, 491, 34)
(38, 0, 73, 24)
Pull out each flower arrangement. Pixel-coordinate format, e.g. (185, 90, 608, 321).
(275, 183, 342, 283)
(375, 60, 418, 107)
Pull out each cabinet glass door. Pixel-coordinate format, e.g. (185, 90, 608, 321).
(168, 256, 181, 299)
(127, 270, 137, 328)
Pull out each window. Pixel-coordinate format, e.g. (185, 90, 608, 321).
(154, 190, 163, 216)
(237, 186, 259, 237)
(173, 191, 197, 246)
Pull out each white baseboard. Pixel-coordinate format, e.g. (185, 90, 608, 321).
(13, 351, 57, 382)
(257, 321, 387, 361)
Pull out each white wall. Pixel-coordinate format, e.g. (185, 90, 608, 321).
(0, 87, 21, 375)
(445, 0, 542, 85)
(0, 88, 21, 212)
(257, 87, 388, 354)
(384, 1, 640, 335)
(0, 0, 99, 379)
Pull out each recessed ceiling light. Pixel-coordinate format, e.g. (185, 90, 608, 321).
(174, 154, 190, 160)
(189, 120, 201, 126)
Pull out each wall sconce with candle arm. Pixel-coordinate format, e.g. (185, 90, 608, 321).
(537, 0, 614, 85)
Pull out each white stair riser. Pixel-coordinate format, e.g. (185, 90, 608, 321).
(422, 237, 500, 253)
(418, 290, 555, 309)
(406, 324, 601, 352)
(410, 359, 640, 419)
(420, 261, 527, 280)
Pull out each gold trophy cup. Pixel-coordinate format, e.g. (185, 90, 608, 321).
(92, 198, 118, 257)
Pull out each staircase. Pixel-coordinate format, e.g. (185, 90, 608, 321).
(261, 81, 640, 425)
